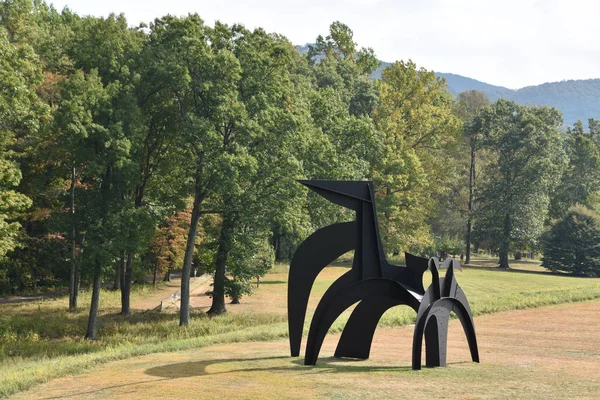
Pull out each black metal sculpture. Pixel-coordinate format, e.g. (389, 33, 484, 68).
(287, 180, 479, 369)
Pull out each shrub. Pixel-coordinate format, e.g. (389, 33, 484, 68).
(542, 205, 600, 276)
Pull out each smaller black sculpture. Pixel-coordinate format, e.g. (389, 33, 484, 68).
(287, 180, 479, 369)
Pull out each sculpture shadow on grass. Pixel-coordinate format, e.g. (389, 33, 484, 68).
(143, 355, 413, 379)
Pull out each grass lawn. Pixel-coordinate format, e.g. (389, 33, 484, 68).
(1, 260, 600, 398)
(10, 301, 600, 399)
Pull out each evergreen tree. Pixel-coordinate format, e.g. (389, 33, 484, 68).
(542, 205, 600, 277)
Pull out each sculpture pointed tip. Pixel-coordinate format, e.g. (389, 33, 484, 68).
(297, 179, 314, 188)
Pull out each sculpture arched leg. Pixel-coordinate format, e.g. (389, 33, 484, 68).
(288, 222, 356, 357)
(334, 297, 412, 360)
(424, 313, 450, 367)
(412, 298, 479, 370)
(299, 269, 359, 360)
(305, 279, 420, 365)
(424, 315, 440, 367)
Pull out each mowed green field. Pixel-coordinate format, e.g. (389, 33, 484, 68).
(2, 263, 600, 398)
(257, 264, 600, 330)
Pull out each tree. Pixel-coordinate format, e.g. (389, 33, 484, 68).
(51, 70, 107, 309)
(542, 205, 600, 277)
(372, 60, 461, 253)
(145, 15, 250, 324)
(473, 100, 567, 268)
(455, 90, 490, 264)
(307, 21, 379, 77)
(549, 119, 600, 219)
(206, 25, 325, 315)
(222, 230, 273, 304)
(297, 21, 381, 243)
(67, 13, 164, 316)
(0, 24, 44, 260)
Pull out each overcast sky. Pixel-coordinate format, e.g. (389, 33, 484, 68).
(48, 0, 599, 89)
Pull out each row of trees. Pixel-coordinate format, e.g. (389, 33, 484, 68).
(1, 0, 599, 337)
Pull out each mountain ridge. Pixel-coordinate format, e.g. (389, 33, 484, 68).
(298, 41, 599, 127)
(373, 60, 600, 126)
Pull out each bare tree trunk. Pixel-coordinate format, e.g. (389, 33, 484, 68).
(73, 265, 80, 308)
(499, 213, 511, 269)
(180, 187, 205, 326)
(85, 270, 102, 340)
(120, 252, 133, 315)
(272, 228, 282, 261)
(153, 263, 158, 287)
(118, 250, 125, 297)
(113, 255, 122, 291)
(466, 145, 475, 265)
(164, 268, 171, 282)
(208, 213, 234, 316)
(68, 166, 78, 310)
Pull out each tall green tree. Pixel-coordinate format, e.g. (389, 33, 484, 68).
(549, 119, 600, 219)
(473, 100, 567, 268)
(0, 23, 44, 262)
(146, 15, 248, 324)
(300, 21, 381, 236)
(67, 13, 157, 316)
(455, 90, 489, 263)
(50, 70, 108, 309)
(372, 60, 461, 253)
(206, 25, 330, 315)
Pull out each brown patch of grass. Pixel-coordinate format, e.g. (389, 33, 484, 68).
(11, 301, 600, 399)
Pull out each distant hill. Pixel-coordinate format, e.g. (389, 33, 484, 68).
(375, 60, 600, 126)
(439, 73, 600, 126)
(301, 45, 599, 127)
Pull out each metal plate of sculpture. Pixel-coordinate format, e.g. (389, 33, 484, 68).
(287, 180, 479, 369)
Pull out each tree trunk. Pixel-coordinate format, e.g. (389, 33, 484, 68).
(69, 236, 78, 310)
(113, 255, 122, 291)
(153, 263, 158, 287)
(85, 270, 102, 340)
(208, 213, 234, 316)
(272, 230, 282, 261)
(119, 250, 126, 302)
(179, 188, 205, 326)
(120, 183, 145, 314)
(68, 166, 78, 310)
(465, 145, 475, 265)
(164, 268, 171, 282)
(72, 266, 80, 309)
(499, 213, 511, 268)
(120, 252, 133, 315)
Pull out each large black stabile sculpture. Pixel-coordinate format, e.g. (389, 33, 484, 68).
(287, 180, 479, 369)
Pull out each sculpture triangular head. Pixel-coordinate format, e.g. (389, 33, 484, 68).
(298, 180, 373, 210)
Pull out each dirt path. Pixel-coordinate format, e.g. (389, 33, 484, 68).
(11, 300, 600, 400)
(0, 293, 65, 305)
(132, 274, 213, 312)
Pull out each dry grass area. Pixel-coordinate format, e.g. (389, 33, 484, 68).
(11, 300, 600, 400)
